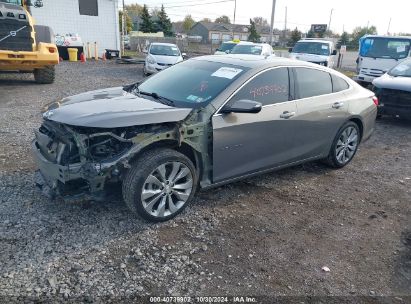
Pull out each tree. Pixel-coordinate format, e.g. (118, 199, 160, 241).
(139, 4, 154, 33)
(201, 18, 212, 23)
(125, 3, 143, 16)
(182, 15, 195, 32)
(215, 15, 231, 24)
(119, 10, 133, 34)
(289, 27, 302, 46)
(252, 17, 268, 27)
(337, 31, 350, 49)
(156, 5, 173, 37)
(124, 3, 143, 31)
(351, 25, 377, 46)
(248, 19, 260, 42)
(306, 29, 315, 38)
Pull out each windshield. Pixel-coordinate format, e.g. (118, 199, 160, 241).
(218, 42, 236, 52)
(292, 42, 330, 56)
(135, 60, 249, 108)
(360, 37, 411, 60)
(149, 44, 180, 56)
(0, 0, 22, 4)
(388, 60, 411, 77)
(231, 44, 263, 55)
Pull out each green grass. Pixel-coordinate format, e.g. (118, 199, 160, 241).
(336, 69, 356, 78)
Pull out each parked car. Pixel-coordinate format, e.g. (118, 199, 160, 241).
(123, 35, 130, 50)
(289, 39, 337, 68)
(33, 55, 378, 222)
(373, 58, 411, 119)
(143, 42, 186, 75)
(230, 42, 274, 57)
(355, 35, 411, 85)
(214, 40, 239, 55)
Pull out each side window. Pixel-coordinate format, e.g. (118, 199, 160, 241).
(79, 0, 98, 16)
(331, 74, 350, 92)
(295, 68, 332, 99)
(230, 68, 290, 106)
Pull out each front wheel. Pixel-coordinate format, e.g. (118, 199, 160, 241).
(325, 121, 360, 168)
(122, 149, 198, 222)
(34, 66, 55, 84)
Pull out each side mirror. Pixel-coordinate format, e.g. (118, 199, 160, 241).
(288, 47, 293, 53)
(182, 52, 187, 59)
(332, 50, 337, 55)
(221, 99, 262, 114)
(225, 50, 231, 54)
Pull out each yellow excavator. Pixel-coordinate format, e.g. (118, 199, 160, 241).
(0, 0, 58, 84)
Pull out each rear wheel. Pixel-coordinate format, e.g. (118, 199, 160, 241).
(34, 66, 55, 84)
(325, 121, 360, 168)
(122, 149, 198, 222)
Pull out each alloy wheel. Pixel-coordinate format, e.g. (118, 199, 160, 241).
(335, 126, 359, 165)
(141, 161, 193, 218)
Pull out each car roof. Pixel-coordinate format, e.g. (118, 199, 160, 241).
(192, 54, 317, 69)
(298, 39, 332, 44)
(150, 43, 178, 47)
(236, 41, 267, 46)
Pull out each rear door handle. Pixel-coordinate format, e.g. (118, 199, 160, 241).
(332, 102, 344, 109)
(280, 111, 295, 119)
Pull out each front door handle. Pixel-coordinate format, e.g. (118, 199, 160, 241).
(280, 111, 295, 119)
(332, 102, 344, 109)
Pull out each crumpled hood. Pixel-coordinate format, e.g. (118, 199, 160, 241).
(373, 73, 411, 93)
(43, 87, 193, 128)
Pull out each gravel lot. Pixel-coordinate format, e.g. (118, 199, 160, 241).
(0, 61, 410, 302)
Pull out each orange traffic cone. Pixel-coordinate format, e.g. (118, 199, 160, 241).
(102, 52, 106, 61)
(80, 52, 86, 63)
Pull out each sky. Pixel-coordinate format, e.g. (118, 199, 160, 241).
(123, 0, 410, 34)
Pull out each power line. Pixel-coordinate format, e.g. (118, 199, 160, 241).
(143, 0, 235, 9)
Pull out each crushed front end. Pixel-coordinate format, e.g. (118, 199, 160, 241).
(375, 88, 411, 119)
(32, 119, 141, 202)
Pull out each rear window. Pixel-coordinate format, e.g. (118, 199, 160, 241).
(295, 68, 332, 98)
(331, 74, 350, 92)
(218, 43, 236, 52)
(150, 45, 180, 56)
(231, 45, 263, 55)
(292, 42, 331, 56)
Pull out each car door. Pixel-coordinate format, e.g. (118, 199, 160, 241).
(291, 67, 350, 160)
(212, 67, 300, 183)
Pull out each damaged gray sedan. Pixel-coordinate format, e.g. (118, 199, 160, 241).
(33, 55, 378, 222)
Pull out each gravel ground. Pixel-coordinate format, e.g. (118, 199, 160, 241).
(0, 61, 410, 302)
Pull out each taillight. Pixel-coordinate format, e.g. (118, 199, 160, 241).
(48, 48, 56, 53)
(372, 96, 379, 106)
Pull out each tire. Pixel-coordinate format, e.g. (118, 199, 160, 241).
(34, 66, 55, 84)
(324, 121, 361, 169)
(122, 149, 198, 222)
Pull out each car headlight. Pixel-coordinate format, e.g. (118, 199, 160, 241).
(147, 56, 156, 64)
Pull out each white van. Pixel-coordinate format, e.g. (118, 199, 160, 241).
(289, 39, 337, 68)
(354, 35, 411, 85)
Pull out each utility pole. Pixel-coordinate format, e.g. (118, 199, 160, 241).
(387, 17, 392, 35)
(269, 0, 277, 46)
(284, 6, 287, 36)
(232, 0, 236, 39)
(121, 0, 125, 56)
(328, 8, 333, 33)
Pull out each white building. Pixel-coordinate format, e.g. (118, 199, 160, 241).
(31, 0, 120, 56)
